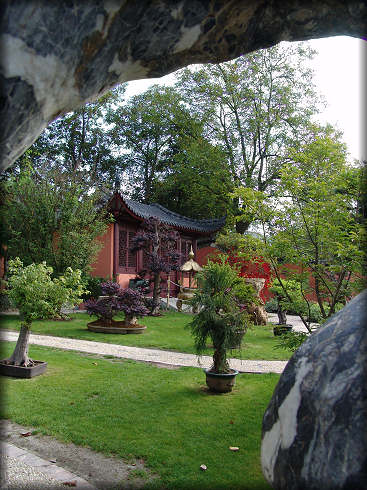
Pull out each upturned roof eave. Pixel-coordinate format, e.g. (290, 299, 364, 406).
(108, 191, 225, 235)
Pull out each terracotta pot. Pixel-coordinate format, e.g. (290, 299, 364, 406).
(204, 369, 239, 393)
(0, 360, 47, 378)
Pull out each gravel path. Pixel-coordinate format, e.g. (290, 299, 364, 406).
(0, 329, 287, 374)
(1, 443, 95, 489)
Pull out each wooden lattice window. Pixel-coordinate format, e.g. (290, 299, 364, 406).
(118, 226, 137, 273)
(128, 231, 136, 268)
(119, 230, 127, 268)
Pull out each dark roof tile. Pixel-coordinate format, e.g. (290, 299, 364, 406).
(124, 198, 225, 233)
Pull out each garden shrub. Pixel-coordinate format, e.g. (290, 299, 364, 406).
(85, 281, 121, 323)
(85, 282, 149, 326)
(81, 275, 106, 300)
(274, 331, 309, 352)
(265, 296, 345, 323)
(0, 289, 13, 311)
(265, 297, 278, 313)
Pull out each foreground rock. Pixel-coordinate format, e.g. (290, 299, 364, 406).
(261, 289, 367, 490)
(1, 1, 366, 171)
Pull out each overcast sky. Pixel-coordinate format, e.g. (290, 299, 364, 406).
(125, 35, 364, 162)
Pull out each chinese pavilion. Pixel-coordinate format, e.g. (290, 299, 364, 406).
(91, 191, 226, 297)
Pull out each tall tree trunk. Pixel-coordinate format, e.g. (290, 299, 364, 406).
(4, 322, 33, 366)
(151, 272, 161, 315)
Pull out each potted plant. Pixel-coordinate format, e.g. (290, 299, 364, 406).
(86, 282, 149, 334)
(187, 258, 252, 393)
(85, 281, 123, 331)
(269, 279, 296, 335)
(0, 258, 84, 378)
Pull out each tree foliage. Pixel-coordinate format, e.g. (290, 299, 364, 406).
(176, 42, 321, 231)
(107, 85, 201, 203)
(1, 168, 111, 275)
(130, 217, 181, 315)
(151, 134, 231, 219)
(4, 258, 85, 366)
(232, 124, 364, 330)
(7, 87, 126, 189)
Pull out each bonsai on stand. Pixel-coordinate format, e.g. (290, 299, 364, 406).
(0, 258, 84, 378)
(85, 281, 121, 328)
(85, 282, 149, 334)
(187, 257, 253, 393)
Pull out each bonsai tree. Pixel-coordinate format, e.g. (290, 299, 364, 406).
(130, 217, 181, 315)
(117, 288, 150, 326)
(188, 257, 253, 375)
(85, 281, 121, 325)
(269, 278, 309, 325)
(2, 258, 84, 367)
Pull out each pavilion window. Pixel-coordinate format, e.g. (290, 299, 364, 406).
(118, 225, 137, 273)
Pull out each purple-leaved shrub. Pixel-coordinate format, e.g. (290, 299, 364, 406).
(85, 282, 149, 326)
(117, 288, 149, 325)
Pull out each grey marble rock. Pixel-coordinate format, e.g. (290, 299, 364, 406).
(261, 289, 367, 490)
(1, 0, 367, 171)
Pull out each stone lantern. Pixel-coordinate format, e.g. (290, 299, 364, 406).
(176, 246, 202, 312)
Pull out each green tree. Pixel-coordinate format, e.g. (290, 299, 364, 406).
(107, 85, 203, 203)
(176, 42, 321, 231)
(151, 134, 231, 219)
(3, 258, 85, 367)
(1, 168, 111, 276)
(230, 125, 364, 330)
(8, 87, 126, 189)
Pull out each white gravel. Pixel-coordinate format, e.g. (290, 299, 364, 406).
(2, 456, 66, 489)
(1, 443, 96, 489)
(0, 330, 287, 374)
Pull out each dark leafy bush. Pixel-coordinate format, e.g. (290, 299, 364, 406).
(117, 288, 149, 324)
(85, 296, 120, 322)
(101, 281, 121, 296)
(265, 297, 278, 313)
(0, 290, 13, 311)
(81, 275, 105, 300)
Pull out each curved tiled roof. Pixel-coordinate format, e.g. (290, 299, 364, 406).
(123, 198, 226, 233)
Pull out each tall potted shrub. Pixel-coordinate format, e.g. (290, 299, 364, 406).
(187, 258, 253, 393)
(0, 258, 84, 378)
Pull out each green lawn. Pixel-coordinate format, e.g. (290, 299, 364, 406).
(1, 342, 277, 489)
(0, 311, 292, 360)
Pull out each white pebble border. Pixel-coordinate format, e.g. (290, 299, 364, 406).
(0, 330, 287, 374)
(1, 443, 95, 489)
